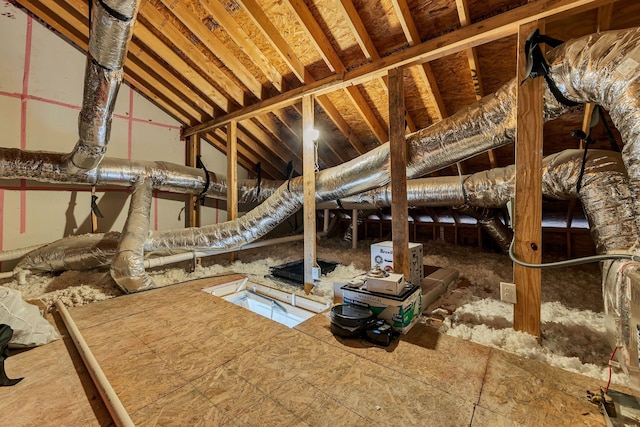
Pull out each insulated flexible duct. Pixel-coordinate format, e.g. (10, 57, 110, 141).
(4, 28, 640, 288)
(64, 0, 140, 175)
(110, 178, 154, 292)
(14, 150, 635, 273)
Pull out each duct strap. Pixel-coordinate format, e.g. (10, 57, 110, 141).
(522, 29, 579, 107)
(336, 199, 343, 209)
(571, 129, 596, 193)
(597, 106, 621, 152)
(90, 194, 104, 218)
(195, 155, 210, 206)
(255, 162, 262, 198)
(286, 160, 294, 192)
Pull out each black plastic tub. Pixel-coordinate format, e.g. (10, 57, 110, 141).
(330, 304, 374, 338)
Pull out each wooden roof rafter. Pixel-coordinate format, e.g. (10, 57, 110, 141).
(336, 0, 419, 134)
(455, 0, 498, 169)
(236, 0, 364, 160)
(185, 0, 615, 143)
(286, 0, 390, 144)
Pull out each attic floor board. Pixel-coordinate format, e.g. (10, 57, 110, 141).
(3, 274, 609, 426)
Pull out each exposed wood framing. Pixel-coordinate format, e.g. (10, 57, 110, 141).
(185, 134, 201, 228)
(235, 0, 360, 160)
(287, 0, 389, 144)
(513, 21, 545, 340)
(391, 0, 448, 120)
(185, 0, 612, 143)
(455, 0, 497, 168)
(389, 67, 410, 279)
(302, 95, 317, 294)
(227, 122, 238, 262)
(337, 0, 418, 133)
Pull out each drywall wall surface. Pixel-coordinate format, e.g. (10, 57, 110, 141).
(0, 3, 26, 93)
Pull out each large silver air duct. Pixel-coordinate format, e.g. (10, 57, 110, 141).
(64, 0, 140, 175)
(15, 150, 636, 273)
(110, 178, 154, 292)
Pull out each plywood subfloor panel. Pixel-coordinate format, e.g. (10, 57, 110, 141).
(3, 274, 611, 425)
(0, 314, 112, 426)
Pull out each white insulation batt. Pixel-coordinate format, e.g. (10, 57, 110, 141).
(0, 287, 59, 347)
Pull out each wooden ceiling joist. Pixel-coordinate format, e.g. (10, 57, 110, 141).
(158, 0, 264, 101)
(197, 0, 283, 93)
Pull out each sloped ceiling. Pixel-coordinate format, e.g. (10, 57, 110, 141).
(13, 0, 640, 186)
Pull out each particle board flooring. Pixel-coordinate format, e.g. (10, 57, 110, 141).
(1, 274, 614, 426)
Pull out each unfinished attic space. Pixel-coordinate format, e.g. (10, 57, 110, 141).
(4, 0, 640, 425)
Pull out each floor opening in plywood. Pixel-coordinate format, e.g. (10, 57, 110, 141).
(202, 277, 329, 328)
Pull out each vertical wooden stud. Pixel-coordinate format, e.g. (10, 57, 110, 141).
(227, 122, 238, 262)
(389, 67, 410, 279)
(303, 95, 317, 294)
(185, 134, 201, 228)
(513, 20, 544, 340)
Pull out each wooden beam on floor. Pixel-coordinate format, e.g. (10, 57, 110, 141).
(389, 68, 410, 279)
(513, 20, 545, 341)
(227, 122, 238, 262)
(302, 95, 317, 294)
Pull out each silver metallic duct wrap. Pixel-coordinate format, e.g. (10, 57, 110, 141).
(110, 179, 154, 292)
(455, 205, 513, 253)
(145, 181, 303, 251)
(65, 0, 139, 175)
(67, 60, 122, 172)
(0, 147, 278, 202)
(546, 28, 640, 249)
(319, 150, 635, 254)
(88, 0, 138, 70)
(15, 232, 120, 272)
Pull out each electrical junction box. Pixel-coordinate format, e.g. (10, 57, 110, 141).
(370, 241, 423, 286)
(365, 273, 407, 296)
(341, 284, 422, 334)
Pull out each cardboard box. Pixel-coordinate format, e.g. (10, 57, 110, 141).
(370, 241, 423, 286)
(365, 273, 406, 295)
(341, 284, 422, 334)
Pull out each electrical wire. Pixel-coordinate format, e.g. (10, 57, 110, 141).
(508, 240, 640, 269)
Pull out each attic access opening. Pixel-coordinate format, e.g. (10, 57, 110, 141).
(202, 277, 330, 328)
(268, 259, 338, 286)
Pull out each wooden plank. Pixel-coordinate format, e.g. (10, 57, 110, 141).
(513, 20, 545, 340)
(389, 68, 410, 279)
(186, 135, 201, 228)
(302, 95, 317, 294)
(337, 0, 418, 133)
(227, 122, 238, 261)
(287, 0, 343, 73)
(343, 86, 388, 143)
(186, 0, 614, 139)
(286, 0, 389, 145)
(391, 0, 447, 121)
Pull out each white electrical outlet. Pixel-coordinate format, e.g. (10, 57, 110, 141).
(500, 282, 517, 304)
